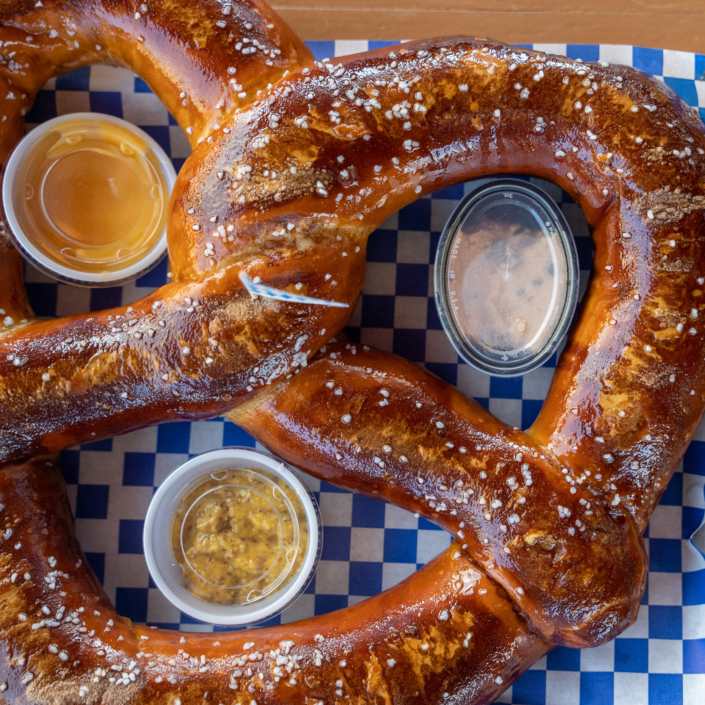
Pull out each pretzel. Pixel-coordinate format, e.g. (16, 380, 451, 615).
(1, 0, 705, 702)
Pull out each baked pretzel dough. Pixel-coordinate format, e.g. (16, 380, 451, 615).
(1, 0, 705, 702)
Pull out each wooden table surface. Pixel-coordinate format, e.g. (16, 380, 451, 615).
(272, 0, 703, 55)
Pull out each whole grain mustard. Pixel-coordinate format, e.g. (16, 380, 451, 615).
(171, 468, 309, 605)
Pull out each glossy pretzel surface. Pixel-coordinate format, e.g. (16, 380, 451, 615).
(1, 1, 705, 703)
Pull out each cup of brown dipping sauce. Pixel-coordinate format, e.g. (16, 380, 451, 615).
(144, 447, 322, 626)
(434, 179, 579, 377)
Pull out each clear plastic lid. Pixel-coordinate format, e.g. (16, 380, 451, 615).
(143, 447, 321, 626)
(435, 180, 579, 377)
(172, 467, 309, 606)
(2, 113, 175, 287)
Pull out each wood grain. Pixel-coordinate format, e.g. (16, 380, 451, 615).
(272, 1, 704, 54)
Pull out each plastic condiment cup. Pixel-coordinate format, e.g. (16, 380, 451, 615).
(2, 112, 176, 287)
(143, 447, 322, 626)
(434, 179, 579, 377)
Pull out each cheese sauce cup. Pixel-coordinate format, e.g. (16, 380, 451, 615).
(434, 179, 579, 377)
(144, 447, 322, 626)
(2, 112, 175, 287)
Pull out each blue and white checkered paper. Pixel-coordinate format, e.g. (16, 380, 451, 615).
(21, 41, 705, 705)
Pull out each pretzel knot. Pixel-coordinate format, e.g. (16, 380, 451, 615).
(0, 1, 704, 703)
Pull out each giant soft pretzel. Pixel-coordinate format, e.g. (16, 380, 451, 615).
(0, 0, 704, 703)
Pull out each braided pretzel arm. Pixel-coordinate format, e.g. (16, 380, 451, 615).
(0, 0, 312, 376)
(0, 0, 357, 463)
(231, 341, 647, 648)
(0, 11, 703, 704)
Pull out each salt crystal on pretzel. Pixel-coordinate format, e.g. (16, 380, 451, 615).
(0, 1, 704, 703)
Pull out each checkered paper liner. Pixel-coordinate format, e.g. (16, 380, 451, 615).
(19, 41, 705, 705)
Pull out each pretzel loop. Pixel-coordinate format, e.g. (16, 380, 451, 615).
(1, 1, 705, 703)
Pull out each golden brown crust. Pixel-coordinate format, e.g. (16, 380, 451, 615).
(230, 342, 647, 648)
(0, 0, 311, 145)
(0, 5, 703, 703)
(0, 458, 549, 704)
(0, 247, 364, 461)
(0, 240, 32, 330)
